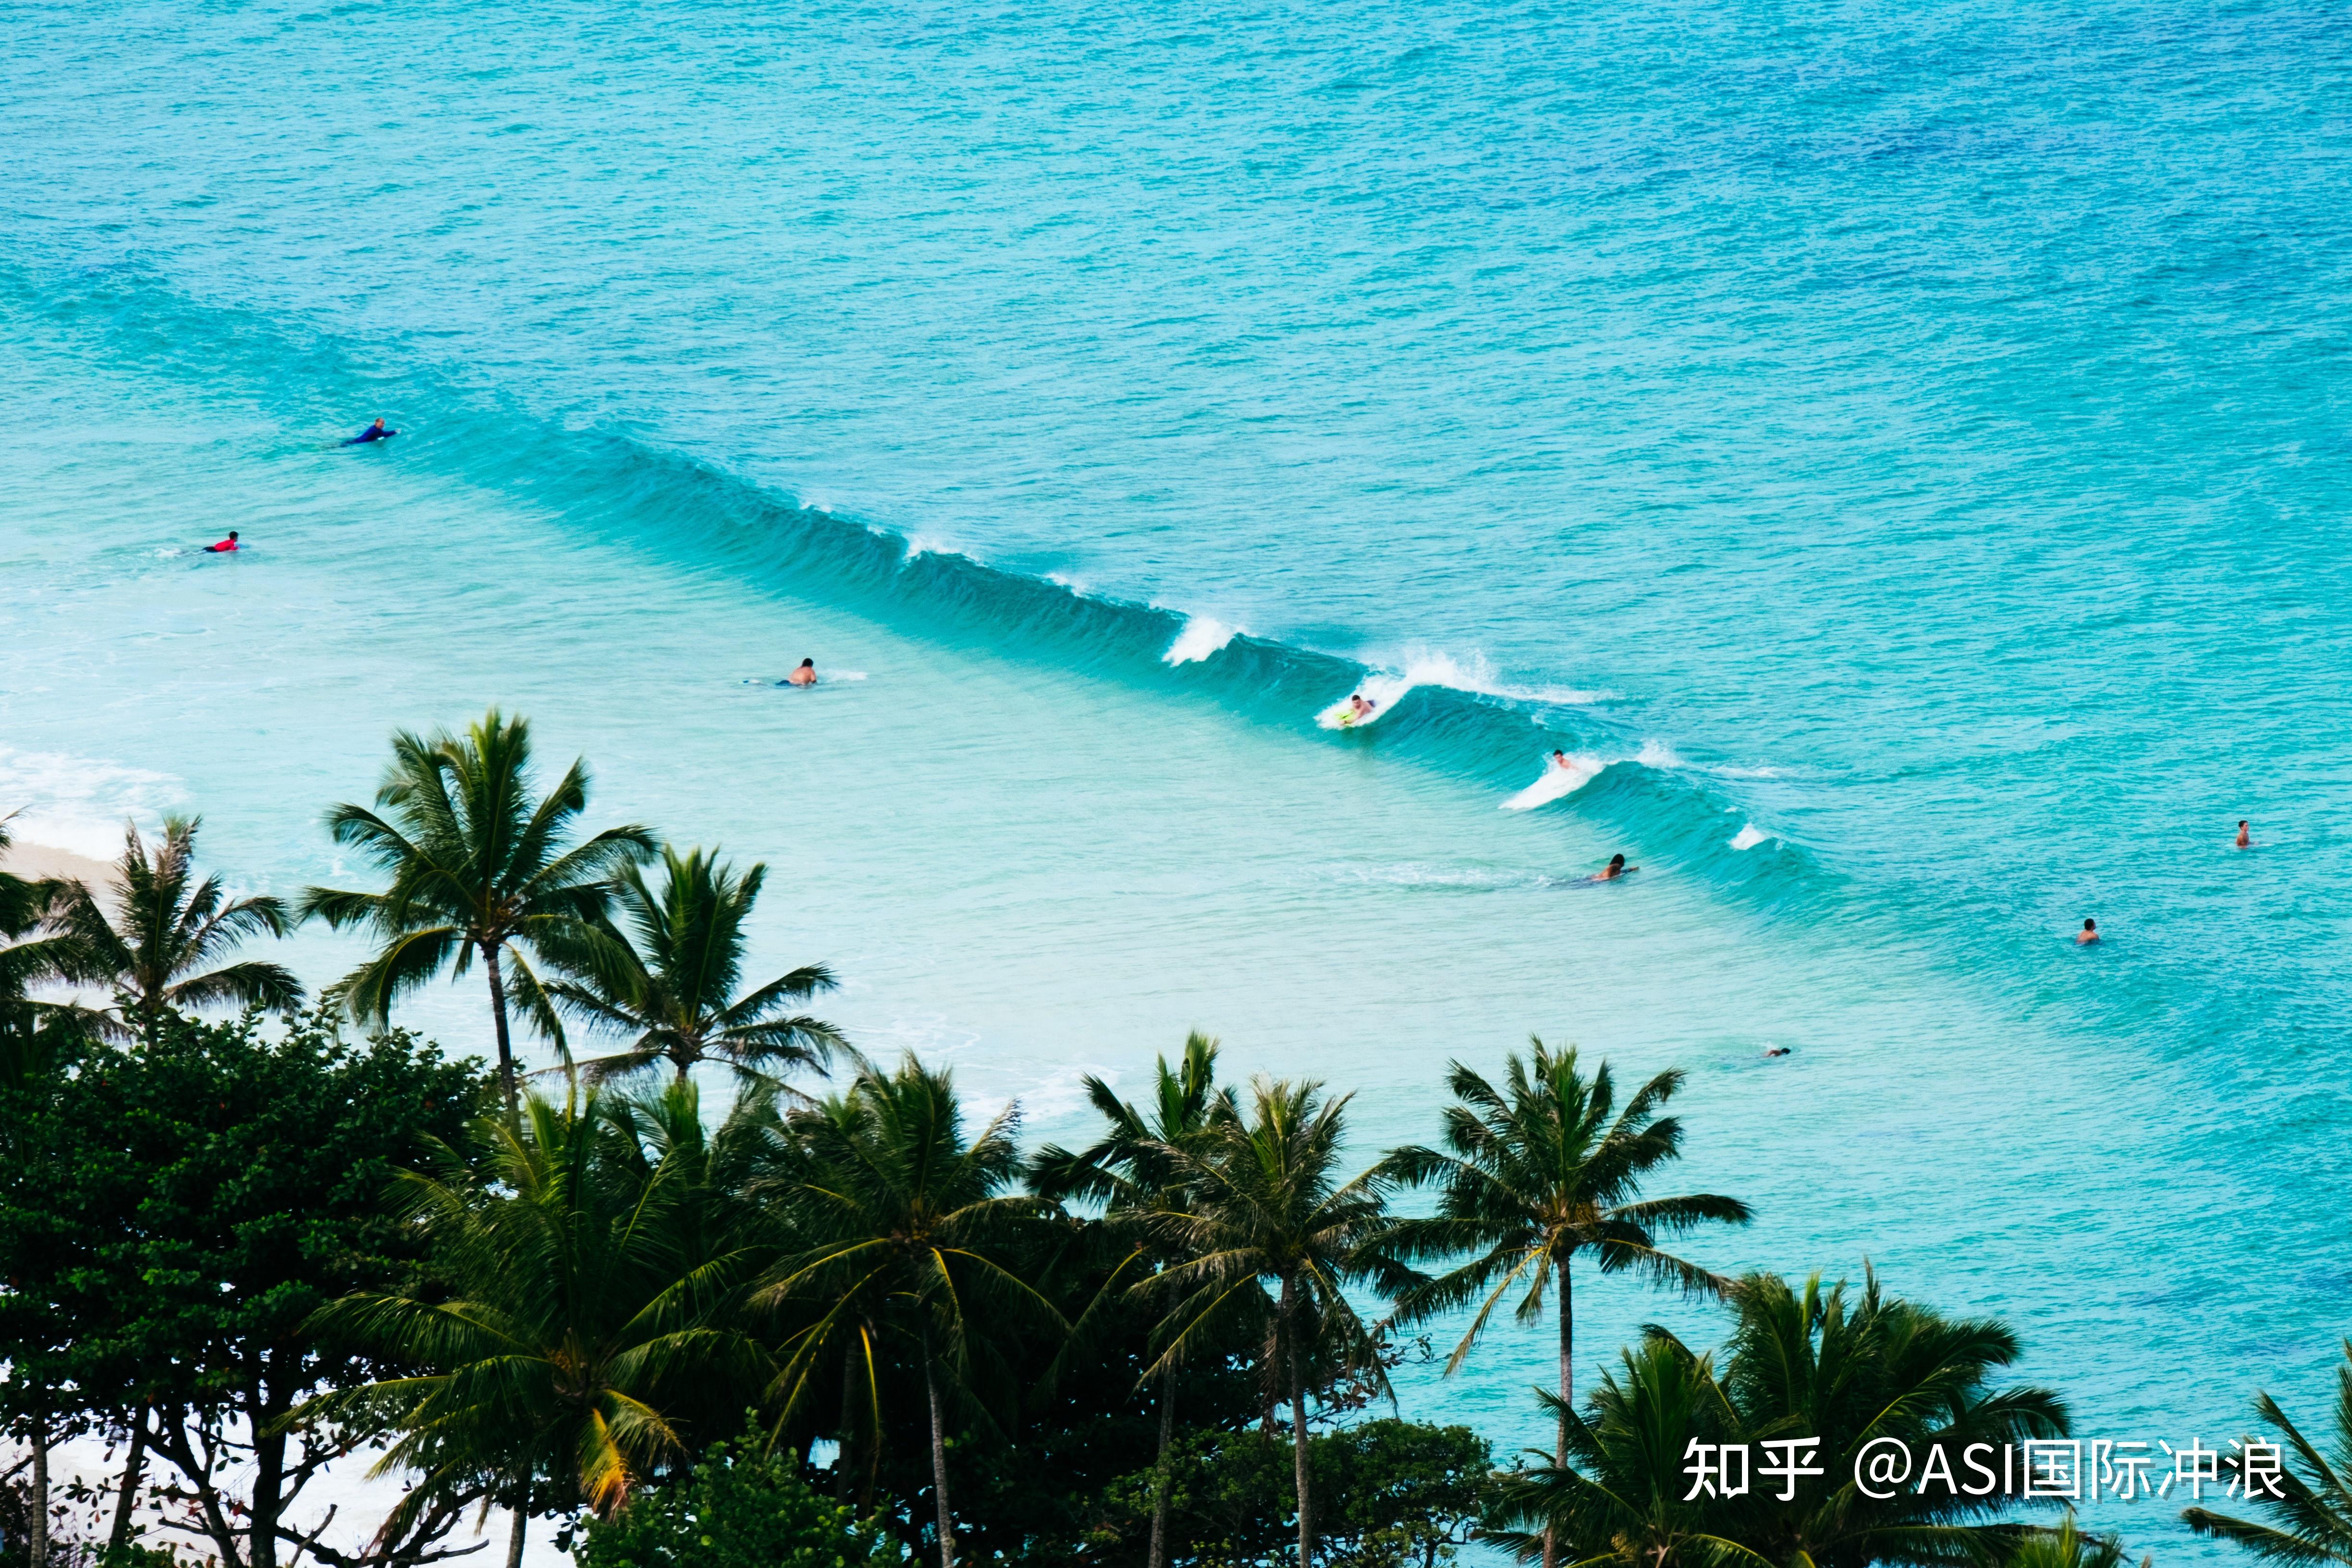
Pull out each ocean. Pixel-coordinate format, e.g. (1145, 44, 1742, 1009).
(3, 0, 2348, 1559)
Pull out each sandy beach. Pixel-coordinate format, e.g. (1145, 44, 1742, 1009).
(0, 836, 113, 888)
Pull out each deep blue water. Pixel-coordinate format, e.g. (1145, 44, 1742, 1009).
(4, 0, 2349, 1559)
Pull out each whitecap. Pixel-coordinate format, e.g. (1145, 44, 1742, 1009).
(1164, 615, 1238, 665)
(1730, 824, 1768, 851)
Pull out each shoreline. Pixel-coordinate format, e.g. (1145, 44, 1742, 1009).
(0, 835, 115, 887)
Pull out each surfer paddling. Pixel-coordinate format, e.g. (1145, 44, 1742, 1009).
(341, 417, 399, 446)
(1592, 853, 1636, 882)
(784, 658, 817, 687)
(204, 531, 241, 553)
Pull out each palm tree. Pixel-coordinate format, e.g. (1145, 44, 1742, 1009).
(1496, 1336, 1756, 1568)
(1030, 1031, 1239, 1568)
(544, 845, 844, 1091)
(755, 1056, 1065, 1568)
(1140, 1077, 1399, 1568)
(1505, 1271, 2070, 1568)
(2013, 1517, 2141, 1568)
(41, 815, 301, 1041)
(301, 710, 653, 1113)
(1709, 1270, 2068, 1567)
(297, 1088, 770, 1568)
(2183, 1340, 2352, 1565)
(1383, 1040, 1752, 1568)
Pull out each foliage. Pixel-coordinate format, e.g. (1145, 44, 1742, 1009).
(38, 816, 301, 1041)
(302, 709, 653, 1110)
(1030, 1030, 1243, 1568)
(2010, 1516, 2139, 1568)
(0, 1009, 486, 1568)
(756, 1055, 1065, 1565)
(571, 1416, 891, 1568)
(1498, 1270, 2070, 1568)
(544, 845, 844, 1090)
(2182, 1339, 2352, 1566)
(1383, 1041, 1752, 1568)
(1140, 1078, 1402, 1568)
(297, 1082, 781, 1545)
(1090, 1420, 1499, 1568)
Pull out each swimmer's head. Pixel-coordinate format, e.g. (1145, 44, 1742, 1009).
(2239, 820, 2248, 828)
(2083, 918, 2096, 931)
(799, 658, 814, 668)
(227, 531, 239, 541)
(1609, 854, 1626, 870)
(372, 417, 385, 428)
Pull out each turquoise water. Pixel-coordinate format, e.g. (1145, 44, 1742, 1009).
(5, 0, 2350, 1557)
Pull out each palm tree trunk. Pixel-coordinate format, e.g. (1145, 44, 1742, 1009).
(1543, 1268, 1574, 1568)
(483, 940, 519, 1115)
(28, 1401, 49, 1568)
(1282, 1276, 1312, 1568)
(108, 1407, 148, 1550)
(1147, 1366, 1177, 1568)
(834, 1363, 859, 1502)
(504, 1482, 528, 1568)
(923, 1333, 956, 1568)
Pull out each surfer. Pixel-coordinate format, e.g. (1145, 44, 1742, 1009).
(1763, 1046, 1792, 1059)
(341, 417, 399, 446)
(1593, 853, 1636, 882)
(784, 659, 817, 688)
(204, 531, 241, 553)
(1550, 749, 1572, 770)
(1347, 694, 1376, 724)
(2076, 918, 2099, 945)
(2236, 820, 2251, 848)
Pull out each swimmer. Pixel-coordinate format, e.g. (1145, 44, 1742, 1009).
(784, 658, 817, 688)
(204, 531, 241, 553)
(1593, 853, 1637, 882)
(1763, 1046, 1792, 1059)
(1550, 749, 1571, 770)
(2236, 820, 2252, 849)
(2076, 918, 2099, 945)
(341, 417, 399, 446)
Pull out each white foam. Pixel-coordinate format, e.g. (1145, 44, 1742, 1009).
(1501, 753, 1612, 810)
(901, 535, 953, 562)
(0, 747, 185, 860)
(1164, 615, 1238, 665)
(1367, 647, 1617, 706)
(1711, 763, 1786, 779)
(1633, 740, 1685, 770)
(1730, 823, 1769, 851)
(1317, 671, 1418, 730)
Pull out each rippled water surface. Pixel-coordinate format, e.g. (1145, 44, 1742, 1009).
(5, 0, 2349, 1558)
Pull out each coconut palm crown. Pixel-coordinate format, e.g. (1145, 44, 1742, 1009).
(301, 710, 653, 1112)
(545, 845, 843, 1091)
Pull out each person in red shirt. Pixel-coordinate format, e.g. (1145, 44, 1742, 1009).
(205, 531, 241, 553)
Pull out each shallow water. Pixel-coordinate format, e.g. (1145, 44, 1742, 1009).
(5, 0, 2349, 1558)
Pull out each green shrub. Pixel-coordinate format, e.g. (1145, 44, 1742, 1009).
(574, 1420, 893, 1568)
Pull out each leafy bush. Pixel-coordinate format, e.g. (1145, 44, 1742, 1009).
(1093, 1419, 1499, 1567)
(574, 1420, 892, 1568)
